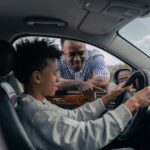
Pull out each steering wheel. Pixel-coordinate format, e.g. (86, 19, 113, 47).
(116, 69, 150, 141)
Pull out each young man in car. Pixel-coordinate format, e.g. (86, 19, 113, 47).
(57, 39, 110, 99)
(14, 39, 150, 150)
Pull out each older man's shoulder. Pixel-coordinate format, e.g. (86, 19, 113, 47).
(88, 49, 103, 57)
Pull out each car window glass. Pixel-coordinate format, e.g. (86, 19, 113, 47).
(13, 36, 131, 91)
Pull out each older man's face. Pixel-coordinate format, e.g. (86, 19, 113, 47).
(62, 40, 87, 72)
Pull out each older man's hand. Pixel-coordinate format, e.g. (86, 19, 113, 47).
(78, 82, 105, 101)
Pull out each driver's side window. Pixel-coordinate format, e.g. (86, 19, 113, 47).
(13, 36, 132, 107)
(14, 36, 132, 88)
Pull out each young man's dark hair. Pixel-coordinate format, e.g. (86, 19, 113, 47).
(13, 38, 62, 85)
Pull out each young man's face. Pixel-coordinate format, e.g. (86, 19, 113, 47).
(38, 59, 58, 96)
(62, 40, 87, 72)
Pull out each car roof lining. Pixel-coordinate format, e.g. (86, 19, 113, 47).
(79, 0, 149, 34)
(0, 0, 150, 70)
(0, 0, 150, 35)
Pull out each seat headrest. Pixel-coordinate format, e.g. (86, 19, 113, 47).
(0, 40, 16, 77)
(1, 82, 17, 106)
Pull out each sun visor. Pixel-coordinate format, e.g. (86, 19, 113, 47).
(79, 1, 144, 34)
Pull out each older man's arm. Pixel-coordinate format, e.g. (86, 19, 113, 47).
(56, 77, 105, 100)
(56, 77, 84, 90)
(86, 76, 109, 91)
(86, 51, 110, 90)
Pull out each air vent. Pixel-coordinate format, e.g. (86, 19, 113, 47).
(24, 17, 67, 27)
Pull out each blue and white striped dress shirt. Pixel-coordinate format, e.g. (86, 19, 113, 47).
(57, 49, 110, 80)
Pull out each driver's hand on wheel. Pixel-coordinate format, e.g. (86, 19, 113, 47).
(110, 82, 132, 99)
(101, 82, 132, 105)
(124, 86, 150, 112)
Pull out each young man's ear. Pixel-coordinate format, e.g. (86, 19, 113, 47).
(32, 71, 41, 84)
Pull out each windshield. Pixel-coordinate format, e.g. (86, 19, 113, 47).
(119, 17, 150, 57)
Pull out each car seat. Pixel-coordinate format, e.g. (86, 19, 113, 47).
(0, 40, 35, 150)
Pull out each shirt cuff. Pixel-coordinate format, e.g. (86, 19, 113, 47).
(93, 98, 107, 115)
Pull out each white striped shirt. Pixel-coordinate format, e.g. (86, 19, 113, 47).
(57, 49, 110, 81)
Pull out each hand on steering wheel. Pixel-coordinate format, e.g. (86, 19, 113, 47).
(115, 69, 150, 141)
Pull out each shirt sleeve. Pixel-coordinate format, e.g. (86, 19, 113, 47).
(46, 98, 106, 121)
(32, 104, 132, 150)
(66, 98, 107, 121)
(91, 52, 110, 79)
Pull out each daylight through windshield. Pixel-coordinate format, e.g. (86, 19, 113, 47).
(119, 17, 150, 57)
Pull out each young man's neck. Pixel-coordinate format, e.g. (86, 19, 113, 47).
(24, 86, 45, 102)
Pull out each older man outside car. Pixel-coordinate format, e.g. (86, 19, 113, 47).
(57, 39, 110, 99)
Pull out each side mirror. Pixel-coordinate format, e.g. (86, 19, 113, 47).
(114, 69, 132, 85)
